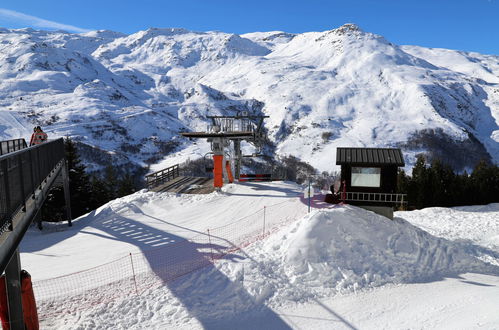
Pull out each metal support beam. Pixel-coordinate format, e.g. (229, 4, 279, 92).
(61, 160, 72, 227)
(233, 140, 242, 180)
(5, 248, 24, 330)
(1, 160, 12, 232)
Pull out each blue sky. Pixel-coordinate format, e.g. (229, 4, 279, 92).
(0, 0, 498, 55)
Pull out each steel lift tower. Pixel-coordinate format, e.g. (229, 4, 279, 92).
(180, 112, 269, 189)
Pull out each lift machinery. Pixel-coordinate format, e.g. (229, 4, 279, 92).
(180, 112, 269, 189)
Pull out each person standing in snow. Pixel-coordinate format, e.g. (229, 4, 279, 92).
(29, 126, 48, 146)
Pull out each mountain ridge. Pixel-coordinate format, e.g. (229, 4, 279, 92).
(0, 24, 497, 173)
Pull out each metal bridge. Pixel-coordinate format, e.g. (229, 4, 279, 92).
(0, 138, 71, 329)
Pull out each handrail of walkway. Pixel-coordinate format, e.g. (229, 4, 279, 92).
(341, 191, 408, 205)
(0, 138, 28, 156)
(0, 138, 67, 273)
(145, 164, 180, 188)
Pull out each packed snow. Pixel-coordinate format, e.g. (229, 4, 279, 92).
(19, 181, 499, 329)
(1, 24, 498, 172)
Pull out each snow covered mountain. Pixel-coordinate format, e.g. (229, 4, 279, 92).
(0, 24, 498, 173)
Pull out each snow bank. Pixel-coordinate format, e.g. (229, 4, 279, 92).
(397, 203, 499, 250)
(219, 205, 499, 305)
(23, 180, 498, 329)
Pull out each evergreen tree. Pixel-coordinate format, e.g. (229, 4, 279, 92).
(90, 175, 111, 209)
(454, 171, 472, 206)
(42, 137, 93, 222)
(398, 155, 498, 209)
(102, 165, 120, 200)
(428, 159, 455, 207)
(396, 169, 410, 210)
(411, 154, 430, 209)
(117, 172, 136, 197)
(65, 138, 93, 217)
(471, 160, 499, 205)
(396, 169, 409, 194)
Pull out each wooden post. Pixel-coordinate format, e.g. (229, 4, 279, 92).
(129, 253, 139, 295)
(207, 229, 214, 262)
(263, 206, 266, 237)
(341, 180, 346, 202)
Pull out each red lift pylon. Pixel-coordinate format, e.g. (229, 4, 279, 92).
(213, 155, 224, 188)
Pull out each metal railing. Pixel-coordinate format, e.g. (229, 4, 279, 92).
(341, 191, 407, 205)
(207, 118, 255, 134)
(0, 139, 65, 235)
(0, 139, 28, 156)
(145, 164, 180, 188)
(1, 138, 68, 328)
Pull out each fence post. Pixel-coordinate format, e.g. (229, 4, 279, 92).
(263, 206, 266, 238)
(36, 147, 42, 190)
(2, 160, 12, 231)
(18, 154, 26, 213)
(341, 180, 346, 202)
(129, 253, 139, 295)
(207, 229, 214, 262)
(308, 181, 311, 213)
(28, 150, 35, 200)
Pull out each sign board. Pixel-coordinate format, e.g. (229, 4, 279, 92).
(303, 188, 314, 198)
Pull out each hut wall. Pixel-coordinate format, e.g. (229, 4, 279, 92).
(341, 164, 398, 193)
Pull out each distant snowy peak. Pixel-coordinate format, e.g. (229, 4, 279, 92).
(94, 28, 269, 67)
(267, 24, 414, 69)
(242, 31, 296, 50)
(81, 30, 128, 39)
(401, 45, 499, 84)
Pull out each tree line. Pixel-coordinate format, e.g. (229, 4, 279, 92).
(42, 138, 138, 222)
(397, 155, 499, 210)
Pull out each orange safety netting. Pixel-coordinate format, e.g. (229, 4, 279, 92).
(31, 196, 336, 321)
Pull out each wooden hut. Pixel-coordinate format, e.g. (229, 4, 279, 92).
(331, 147, 407, 219)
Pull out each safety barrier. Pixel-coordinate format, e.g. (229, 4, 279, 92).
(0, 139, 28, 156)
(0, 138, 68, 329)
(145, 164, 180, 188)
(342, 191, 407, 205)
(31, 196, 314, 321)
(0, 139, 65, 236)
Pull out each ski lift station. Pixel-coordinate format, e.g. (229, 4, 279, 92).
(181, 112, 268, 186)
(145, 111, 271, 193)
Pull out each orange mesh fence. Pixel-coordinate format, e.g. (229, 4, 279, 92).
(32, 196, 317, 321)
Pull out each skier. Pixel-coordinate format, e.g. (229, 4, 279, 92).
(29, 126, 48, 146)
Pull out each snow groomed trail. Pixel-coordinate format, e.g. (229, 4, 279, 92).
(20, 181, 499, 329)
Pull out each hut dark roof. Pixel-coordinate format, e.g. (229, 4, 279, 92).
(336, 147, 405, 166)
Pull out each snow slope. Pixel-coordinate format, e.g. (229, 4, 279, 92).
(0, 24, 498, 172)
(397, 204, 499, 252)
(19, 181, 499, 329)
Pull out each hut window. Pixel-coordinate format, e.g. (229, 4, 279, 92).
(351, 167, 381, 187)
